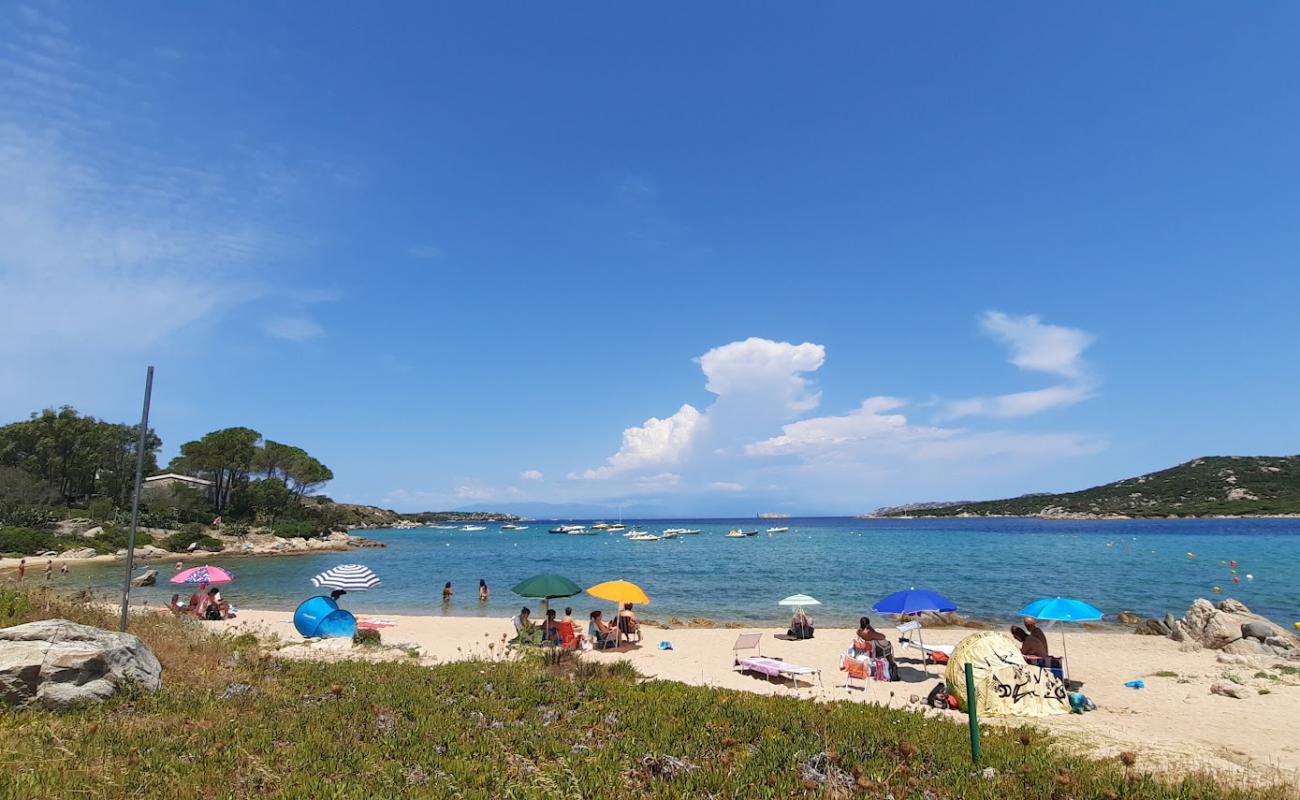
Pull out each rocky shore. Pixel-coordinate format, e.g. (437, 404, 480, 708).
(0, 518, 383, 572)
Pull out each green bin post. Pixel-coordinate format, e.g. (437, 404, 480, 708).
(964, 661, 981, 763)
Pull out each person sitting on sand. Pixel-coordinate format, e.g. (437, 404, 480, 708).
(168, 593, 187, 616)
(513, 606, 541, 645)
(856, 616, 899, 678)
(788, 607, 815, 640)
(1011, 616, 1050, 660)
(562, 607, 586, 647)
(442, 581, 453, 603)
(589, 610, 617, 648)
(330, 589, 348, 603)
(542, 609, 564, 645)
(617, 603, 641, 642)
(204, 587, 229, 620)
(479, 579, 489, 602)
(189, 583, 210, 617)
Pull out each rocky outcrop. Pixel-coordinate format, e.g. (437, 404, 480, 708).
(1133, 617, 1171, 636)
(0, 619, 162, 709)
(1163, 599, 1298, 657)
(130, 569, 157, 587)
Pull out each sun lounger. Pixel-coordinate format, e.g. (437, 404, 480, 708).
(895, 620, 952, 664)
(733, 633, 823, 689)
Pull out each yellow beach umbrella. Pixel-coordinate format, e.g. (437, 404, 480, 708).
(586, 579, 649, 605)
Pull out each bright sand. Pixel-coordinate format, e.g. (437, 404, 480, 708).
(218, 608, 1300, 787)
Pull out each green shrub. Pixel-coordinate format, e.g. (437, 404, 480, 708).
(163, 526, 223, 553)
(86, 497, 115, 522)
(81, 525, 135, 555)
(0, 503, 56, 530)
(0, 527, 59, 555)
(0, 587, 33, 621)
(272, 520, 323, 539)
(353, 628, 382, 647)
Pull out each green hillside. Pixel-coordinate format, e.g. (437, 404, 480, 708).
(875, 456, 1300, 518)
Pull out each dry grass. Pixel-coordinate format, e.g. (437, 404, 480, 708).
(1, 587, 1296, 800)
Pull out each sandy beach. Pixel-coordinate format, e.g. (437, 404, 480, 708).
(217, 608, 1300, 787)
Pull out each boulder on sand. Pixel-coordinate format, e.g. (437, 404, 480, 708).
(0, 619, 162, 709)
(1169, 599, 1298, 651)
(1133, 618, 1171, 636)
(130, 569, 157, 587)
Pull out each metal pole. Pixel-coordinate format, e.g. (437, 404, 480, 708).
(118, 366, 155, 632)
(1061, 630, 1070, 682)
(964, 661, 981, 763)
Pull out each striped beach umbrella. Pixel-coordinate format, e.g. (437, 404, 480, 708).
(170, 565, 234, 585)
(311, 564, 381, 591)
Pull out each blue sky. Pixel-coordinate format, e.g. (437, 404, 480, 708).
(3, 2, 1298, 515)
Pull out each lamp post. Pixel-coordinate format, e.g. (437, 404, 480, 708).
(118, 366, 155, 633)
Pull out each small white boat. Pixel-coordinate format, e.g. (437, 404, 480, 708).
(461, 525, 487, 532)
(500, 524, 527, 531)
(590, 522, 611, 530)
(766, 527, 790, 533)
(628, 532, 661, 541)
(548, 525, 586, 534)
(727, 529, 759, 538)
(607, 523, 626, 531)
(625, 529, 650, 537)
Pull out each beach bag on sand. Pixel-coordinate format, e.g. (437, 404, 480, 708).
(926, 682, 949, 709)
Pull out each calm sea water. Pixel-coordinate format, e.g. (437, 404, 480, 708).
(68, 518, 1300, 627)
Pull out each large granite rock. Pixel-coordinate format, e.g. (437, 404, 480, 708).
(1167, 599, 1298, 654)
(1134, 618, 1171, 636)
(0, 619, 162, 709)
(130, 569, 157, 587)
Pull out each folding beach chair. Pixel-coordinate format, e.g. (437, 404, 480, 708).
(840, 653, 870, 691)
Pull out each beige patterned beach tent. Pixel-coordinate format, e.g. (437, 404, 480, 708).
(944, 631, 1070, 718)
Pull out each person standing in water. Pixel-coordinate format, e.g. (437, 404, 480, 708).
(16, 559, 25, 581)
(478, 579, 489, 601)
(44, 559, 52, 581)
(442, 581, 453, 603)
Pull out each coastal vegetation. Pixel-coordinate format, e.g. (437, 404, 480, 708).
(0, 587, 1291, 800)
(874, 456, 1300, 518)
(0, 407, 348, 556)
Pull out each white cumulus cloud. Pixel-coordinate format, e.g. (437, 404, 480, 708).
(519, 469, 544, 481)
(697, 337, 825, 415)
(578, 404, 704, 480)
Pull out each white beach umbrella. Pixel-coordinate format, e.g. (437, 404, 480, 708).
(778, 594, 821, 607)
(311, 564, 381, 592)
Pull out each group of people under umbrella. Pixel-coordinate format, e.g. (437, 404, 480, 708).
(778, 587, 1102, 683)
(509, 575, 651, 650)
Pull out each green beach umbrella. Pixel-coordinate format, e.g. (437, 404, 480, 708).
(511, 574, 582, 613)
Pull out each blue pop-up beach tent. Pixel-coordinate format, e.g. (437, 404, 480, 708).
(293, 595, 357, 639)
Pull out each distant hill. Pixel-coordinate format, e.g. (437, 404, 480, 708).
(872, 456, 1300, 519)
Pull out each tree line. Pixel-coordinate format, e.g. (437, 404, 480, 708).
(0, 407, 334, 529)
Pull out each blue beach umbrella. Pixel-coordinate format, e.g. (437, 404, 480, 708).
(872, 588, 957, 616)
(1018, 597, 1104, 681)
(873, 588, 957, 677)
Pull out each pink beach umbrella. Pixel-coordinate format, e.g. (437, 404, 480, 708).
(169, 565, 234, 585)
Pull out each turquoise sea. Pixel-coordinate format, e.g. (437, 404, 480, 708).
(69, 517, 1300, 627)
